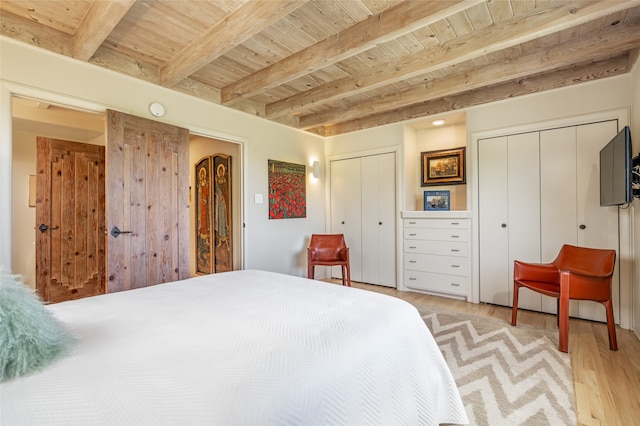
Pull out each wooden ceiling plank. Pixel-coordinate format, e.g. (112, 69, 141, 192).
(266, 0, 640, 119)
(220, 0, 483, 105)
(0, 10, 73, 56)
(299, 23, 640, 129)
(322, 55, 629, 136)
(160, 0, 308, 88)
(74, 0, 136, 61)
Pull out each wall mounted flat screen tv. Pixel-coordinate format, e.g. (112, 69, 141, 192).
(599, 125, 632, 206)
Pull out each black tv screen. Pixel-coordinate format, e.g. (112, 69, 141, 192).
(599, 125, 632, 206)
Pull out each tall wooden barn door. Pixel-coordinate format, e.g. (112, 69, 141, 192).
(35, 137, 106, 303)
(106, 110, 190, 292)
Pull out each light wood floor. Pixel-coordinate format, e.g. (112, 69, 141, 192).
(328, 280, 640, 426)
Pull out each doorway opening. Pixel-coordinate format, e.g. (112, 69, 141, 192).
(11, 96, 243, 295)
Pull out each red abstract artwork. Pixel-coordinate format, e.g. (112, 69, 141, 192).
(268, 160, 306, 219)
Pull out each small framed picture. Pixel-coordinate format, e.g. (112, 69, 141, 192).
(421, 147, 465, 186)
(424, 190, 450, 211)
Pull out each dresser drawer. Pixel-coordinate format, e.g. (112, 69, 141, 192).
(403, 227, 468, 242)
(404, 270, 467, 296)
(403, 218, 469, 230)
(404, 253, 468, 276)
(403, 240, 467, 257)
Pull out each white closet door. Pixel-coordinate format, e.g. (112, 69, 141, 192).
(330, 158, 362, 282)
(575, 120, 620, 322)
(479, 136, 510, 305)
(540, 126, 578, 314)
(507, 132, 541, 311)
(361, 153, 396, 287)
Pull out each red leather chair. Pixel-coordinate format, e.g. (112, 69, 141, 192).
(511, 244, 617, 353)
(307, 234, 351, 287)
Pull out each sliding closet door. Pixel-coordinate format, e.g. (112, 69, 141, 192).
(540, 127, 578, 314)
(575, 120, 620, 322)
(478, 136, 510, 305)
(506, 132, 541, 311)
(479, 132, 540, 308)
(361, 153, 396, 287)
(330, 158, 362, 282)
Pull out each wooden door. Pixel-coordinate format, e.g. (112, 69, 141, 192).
(105, 110, 189, 292)
(35, 137, 105, 303)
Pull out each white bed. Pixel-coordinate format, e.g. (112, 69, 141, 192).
(1, 270, 467, 425)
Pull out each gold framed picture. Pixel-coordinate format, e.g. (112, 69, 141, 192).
(421, 147, 465, 186)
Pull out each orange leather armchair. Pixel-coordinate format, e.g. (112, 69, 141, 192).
(307, 234, 351, 287)
(511, 244, 617, 353)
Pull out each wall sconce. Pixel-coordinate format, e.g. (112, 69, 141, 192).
(312, 161, 320, 178)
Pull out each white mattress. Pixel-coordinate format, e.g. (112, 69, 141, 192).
(1, 270, 467, 425)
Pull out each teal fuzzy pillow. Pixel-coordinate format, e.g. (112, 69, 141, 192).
(0, 272, 75, 382)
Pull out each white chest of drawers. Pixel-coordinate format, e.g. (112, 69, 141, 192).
(401, 211, 471, 298)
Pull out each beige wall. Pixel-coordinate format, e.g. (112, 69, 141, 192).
(1, 36, 325, 279)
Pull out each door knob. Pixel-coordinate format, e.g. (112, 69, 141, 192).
(38, 223, 59, 233)
(110, 226, 133, 238)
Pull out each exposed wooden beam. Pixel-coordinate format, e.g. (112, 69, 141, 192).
(268, 0, 640, 119)
(160, 0, 308, 88)
(90, 44, 160, 85)
(220, 0, 481, 105)
(320, 56, 630, 136)
(299, 23, 640, 129)
(73, 0, 135, 61)
(0, 10, 73, 55)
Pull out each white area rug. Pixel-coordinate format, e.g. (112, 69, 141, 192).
(417, 306, 576, 425)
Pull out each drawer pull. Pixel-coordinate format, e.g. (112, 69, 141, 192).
(451, 249, 460, 252)
(409, 233, 417, 236)
(409, 277, 417, 281)
(409, 246, 417, 249)
(450, 222, 460, 225)
(451, 283, 461, 287)
(451, 235, 460, 238)
(409, 260, 417, 263)
(409, 221, 417, 224)
(451, 264, 460, 268)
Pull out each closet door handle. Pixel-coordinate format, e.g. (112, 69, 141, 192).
(501, 223, 507, 228)
(579, 224, 586, 230)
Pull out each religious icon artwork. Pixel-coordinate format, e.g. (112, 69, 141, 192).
(268, 159, 306, 219)
(195, 154, 232, 274)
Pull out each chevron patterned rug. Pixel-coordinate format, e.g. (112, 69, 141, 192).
(418, 307, 576, 426)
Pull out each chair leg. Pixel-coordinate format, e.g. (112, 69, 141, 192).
(340, 265, 347, 286)
(511, 283, 520, 326)
(603, 300, 618, 351)
(558, 293, 570, 353)
(308, 264, 314, 280)
(345, 264, 351, 287)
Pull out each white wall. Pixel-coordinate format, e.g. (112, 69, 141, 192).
(0, 36, 325, 279)
(631, 54, 640, 337)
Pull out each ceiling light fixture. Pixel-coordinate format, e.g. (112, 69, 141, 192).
(432, 119, 446, 126)
(148, 102, 166, 117)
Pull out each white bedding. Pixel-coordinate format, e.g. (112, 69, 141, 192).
(1, 270, 467, 425)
